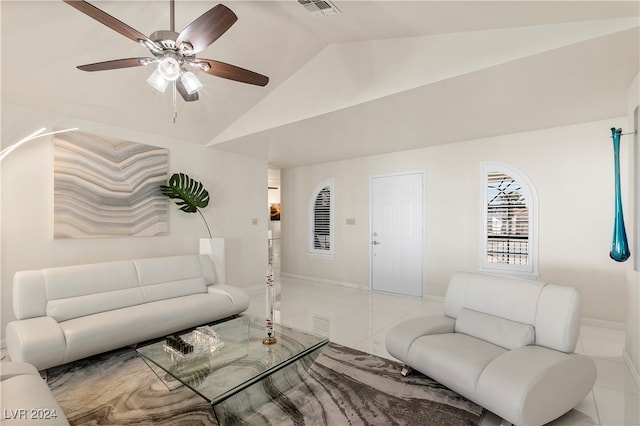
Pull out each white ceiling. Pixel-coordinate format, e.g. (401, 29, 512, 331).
(2, 1, 639, 168)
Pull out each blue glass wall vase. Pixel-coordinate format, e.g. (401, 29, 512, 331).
(610, 127, 630, 262)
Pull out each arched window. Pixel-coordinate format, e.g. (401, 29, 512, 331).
(308, 179, 334, 257)
(481, 162, 538, 276)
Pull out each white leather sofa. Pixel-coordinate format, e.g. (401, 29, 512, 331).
(6, 254, 250, 371)
(1, 362, 70, 425)
(385, 271, 597, 426)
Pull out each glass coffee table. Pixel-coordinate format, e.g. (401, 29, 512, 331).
(136, 315, 328, 425)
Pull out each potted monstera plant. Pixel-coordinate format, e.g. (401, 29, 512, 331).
(160, 173, 226, 283)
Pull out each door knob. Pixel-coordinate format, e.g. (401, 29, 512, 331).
(372, 241, 381, 245)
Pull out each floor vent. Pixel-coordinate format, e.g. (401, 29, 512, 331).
(298, 0, 341, 17)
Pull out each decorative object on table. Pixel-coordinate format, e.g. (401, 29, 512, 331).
(54, 130, 169, 238)
(163, 326, 224, 361)
(609, 127, 631, 262)
(165, 335, 194, 355)
(160, 172, 212, 238)
(263, 263, 277, 345)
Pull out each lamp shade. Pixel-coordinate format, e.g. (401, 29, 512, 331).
(181, 71, 203, 95)
(158, 56, 180, 81)
(147, 68, 169, 92)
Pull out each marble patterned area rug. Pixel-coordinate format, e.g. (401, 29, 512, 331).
(47, 342, 483, 426)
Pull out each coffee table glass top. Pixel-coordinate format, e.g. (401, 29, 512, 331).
(136, 315, 329, 405)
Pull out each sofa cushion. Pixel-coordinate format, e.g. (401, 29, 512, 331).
(455, 308, 535, 350)
(139, 277, 207, 303)
(385, 315, 456, 361)
(46, 288, 144, 322)
(407, 333, 506, 397)
(43, 261, 139, 299)
(60, 293, 240, 365)
(134, 255, 214, 285)
(444, 272, 544, 325)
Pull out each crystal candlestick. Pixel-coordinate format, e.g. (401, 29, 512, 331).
(263, 263, 277, 345)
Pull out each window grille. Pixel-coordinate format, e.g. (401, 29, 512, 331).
(482, 163, 537, 275)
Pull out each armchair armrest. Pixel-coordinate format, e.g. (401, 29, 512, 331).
(385, 314, 455, 362)
(476, 345, 597, 426)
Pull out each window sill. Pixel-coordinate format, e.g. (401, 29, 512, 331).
(477, 266, 539, 279)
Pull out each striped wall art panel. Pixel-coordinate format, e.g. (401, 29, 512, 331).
(53, 131, 169, 238)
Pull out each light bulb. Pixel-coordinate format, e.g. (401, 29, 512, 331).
(181, 71, 203, 95)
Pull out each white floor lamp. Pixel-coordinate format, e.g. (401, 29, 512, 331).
(0, 127, 78, 162)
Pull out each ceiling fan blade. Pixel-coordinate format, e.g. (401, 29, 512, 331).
(77, 58, 152, 72)
(195, 59, 269, 87)
(176, 79, 199, 102)
(176, 4, 238, 54)
(63, 1, 156, 46)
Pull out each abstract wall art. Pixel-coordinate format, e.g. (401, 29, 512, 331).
(53, 131, 169, 238)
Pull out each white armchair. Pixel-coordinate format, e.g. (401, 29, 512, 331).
(385, 271, 597, 426)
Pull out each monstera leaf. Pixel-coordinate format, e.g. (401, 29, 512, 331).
(160, 173, 212, 237)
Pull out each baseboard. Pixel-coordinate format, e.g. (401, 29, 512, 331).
(280, 272, 367, 290)
(280, 273, 448, 301)
(623, 347, 640, 390)
(581, 317, 626, 331)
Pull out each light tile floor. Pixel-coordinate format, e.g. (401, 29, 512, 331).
(245, 276, 640, 426)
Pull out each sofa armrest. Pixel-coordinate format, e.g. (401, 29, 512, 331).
(476, 345, 597, 426)
(208, 284, 250, 312)
(385, 315, 455, 362)
(6, 317, 66, 371)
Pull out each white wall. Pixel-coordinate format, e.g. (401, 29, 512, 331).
(1, 103, 269, 342)
(626, 72, 640, 385)
(282, 118, 629, 324)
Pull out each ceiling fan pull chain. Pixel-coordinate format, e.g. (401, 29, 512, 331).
(172, 81, 178, 123)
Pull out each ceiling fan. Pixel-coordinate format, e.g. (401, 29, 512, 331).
(63, 0, 269, 104)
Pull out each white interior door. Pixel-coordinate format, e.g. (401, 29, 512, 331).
(371, 172, 423, 297)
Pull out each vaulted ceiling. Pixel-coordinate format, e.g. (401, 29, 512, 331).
(2, 1, 639, 168)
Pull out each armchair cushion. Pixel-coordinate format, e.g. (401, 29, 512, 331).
(407, 333, 506, 394)
(455, 308, 535, 350)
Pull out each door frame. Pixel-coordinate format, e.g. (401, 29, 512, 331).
(369, 170, 426, 296)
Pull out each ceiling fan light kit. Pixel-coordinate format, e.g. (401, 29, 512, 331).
(63, 0, 269, 121)
(181, 71, 203, 95)
(147, 68, 170, 92)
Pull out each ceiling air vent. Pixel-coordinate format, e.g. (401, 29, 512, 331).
(298, 0, 341, 17)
